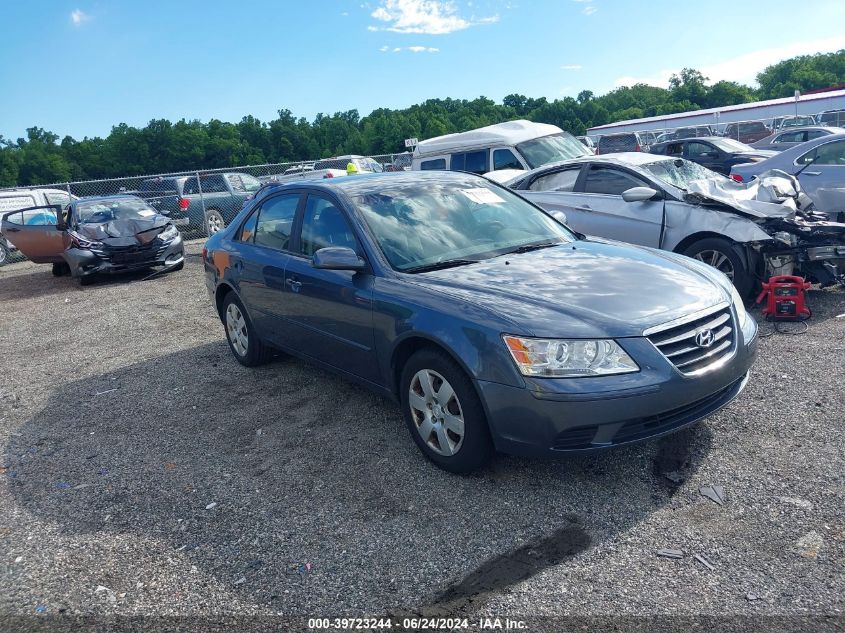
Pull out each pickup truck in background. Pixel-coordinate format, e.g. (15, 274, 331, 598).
(135, 177, 191, 227)
(182, 172, 262, 234)
(136, 172, 262, 235)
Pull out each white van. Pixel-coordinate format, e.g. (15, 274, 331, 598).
(0, 188, 76, 265)
(411, 120, 589, 175)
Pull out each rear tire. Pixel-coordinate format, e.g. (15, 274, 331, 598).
(0, 241, 9, 266)
(78, 274, 95, 286)
(205, 209, 225, 235)
(683, 238, 753, 297)
(52, 262, 69, 277)
(221, 292, 273, 367)
(400, 349, 493, 473)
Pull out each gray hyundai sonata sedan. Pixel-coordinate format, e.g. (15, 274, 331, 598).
(203, 171, 758, 473)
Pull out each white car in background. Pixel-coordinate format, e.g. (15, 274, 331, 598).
(0, 188, 77, 265)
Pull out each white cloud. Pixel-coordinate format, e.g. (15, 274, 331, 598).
(614, 36, 845, 88)
(368, 0, 498, 34)
(70, 9, 90, 25)
(581, 5, 597, 15)
(561, 64, 582, 70)
(384, 45, 440, 53)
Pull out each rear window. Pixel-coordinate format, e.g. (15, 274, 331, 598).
(598, 134, 638, 153)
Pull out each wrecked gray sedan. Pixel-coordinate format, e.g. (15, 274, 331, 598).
(506, 153, 845, 296)
(0, 195, 184, 285)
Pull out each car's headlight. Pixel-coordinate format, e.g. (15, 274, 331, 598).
(68, 231, 103, 250)
(729, 283, 748, 327)
(158, 224, 179, 241)
(503, 335, 639, 377)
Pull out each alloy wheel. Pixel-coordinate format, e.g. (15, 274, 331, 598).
(693, 249, 735, 280)
(226, 303, 249, 356)
(207, 212, 224, 235)
(408, 369, 465, 456)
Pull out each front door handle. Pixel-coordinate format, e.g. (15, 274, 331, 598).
(802, 171, 821, 176)
(5, 227, 20, 232)
(285, 278, 302, 292)
(573, 205, 593, 212)
(234, 260, 243, 272)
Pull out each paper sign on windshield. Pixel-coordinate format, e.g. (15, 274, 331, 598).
(460, 188, 505, 204)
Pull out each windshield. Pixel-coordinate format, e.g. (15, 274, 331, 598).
(710, 138, 753, 152)
(239, 174, 262, 192)
(356, 158, 384, 173)
(516, 133, 589, 169)
(641, 158, 727, 190)
(76, 198, 159, 224)
(350, 177, 575, 271)
(781, 116, 814, 128)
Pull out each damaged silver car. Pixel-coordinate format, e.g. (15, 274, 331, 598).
(505, 153, 845, 296)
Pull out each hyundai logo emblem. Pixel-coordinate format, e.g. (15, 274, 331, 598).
(695, 329, 715, 348)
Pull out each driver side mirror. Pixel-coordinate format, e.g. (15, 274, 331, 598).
(312, 247, 367, 271)
(622, 187, 659, 203)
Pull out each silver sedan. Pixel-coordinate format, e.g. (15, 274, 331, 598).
(750, 126, 839, 152)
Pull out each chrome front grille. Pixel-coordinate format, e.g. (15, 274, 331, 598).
(647, 305, 735, 375)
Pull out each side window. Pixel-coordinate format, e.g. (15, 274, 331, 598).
(203, 175, 228, 193)
(299, 195, 358, 257)
(450, 151, 488, 174)
(254, 194, 299, 251)
(688, 142, 714, 157)
(806, 130, 827, 141)
(420, 158, 446, 170)
(183, 178, 199, 195)
(493, 149, 522, 170)
(665, 143, 684, 157)
(0, 195, 37, 213)
(227, 174, 246, 193)
(776, 131, 803, 143)
(529, 168, 580, 192)
(238, 209, 259, 243)
(583, 166, 646, 196)
(2, 207, 57, 226)
(810, 140, 845, 165)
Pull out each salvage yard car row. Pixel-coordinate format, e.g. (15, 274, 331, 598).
(1, 117, 843, 472)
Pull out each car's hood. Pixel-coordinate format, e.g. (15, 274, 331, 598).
(406, 240, 728, 339)
(684, 171, 803, 219)
(76, 215, 170, 246)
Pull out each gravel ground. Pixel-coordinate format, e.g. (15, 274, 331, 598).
(0, 242, 843, 630)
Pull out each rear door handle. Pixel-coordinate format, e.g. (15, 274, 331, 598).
(573, 205, 593, 212)
(802, 171, 821, 176)
(234, 260, 243, 272)
(285, 278, 302, 292)
(5, 227, 20, 232)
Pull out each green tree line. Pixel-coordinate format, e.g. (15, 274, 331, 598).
(1, 49, 843, 187)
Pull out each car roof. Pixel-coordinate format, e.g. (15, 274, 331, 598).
(256, 171, 491, 198)
(72, 194, 145, 204)
(414, 120, 563, 156)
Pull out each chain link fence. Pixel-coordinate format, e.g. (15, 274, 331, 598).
(0, 153, 409, 266)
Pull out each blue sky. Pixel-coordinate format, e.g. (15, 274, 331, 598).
(2, 0, 844, 141)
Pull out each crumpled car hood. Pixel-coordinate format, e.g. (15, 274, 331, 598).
(76, 216, 169, 246)
(684, 170, 801, 219)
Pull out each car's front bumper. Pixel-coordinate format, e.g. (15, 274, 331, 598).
(478, 318, 758, 457)
(65, 235, 184, 278)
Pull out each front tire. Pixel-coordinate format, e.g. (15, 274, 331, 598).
(400, 349, 493, 473)
(221, 292, 273, 367)
(683, 237, 753, 297)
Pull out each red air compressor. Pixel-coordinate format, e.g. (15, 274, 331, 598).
(755, 275, 812, 321)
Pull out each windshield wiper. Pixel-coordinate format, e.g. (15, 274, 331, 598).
(502, 240, 562, 255)
(404, 259, 481, 274)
